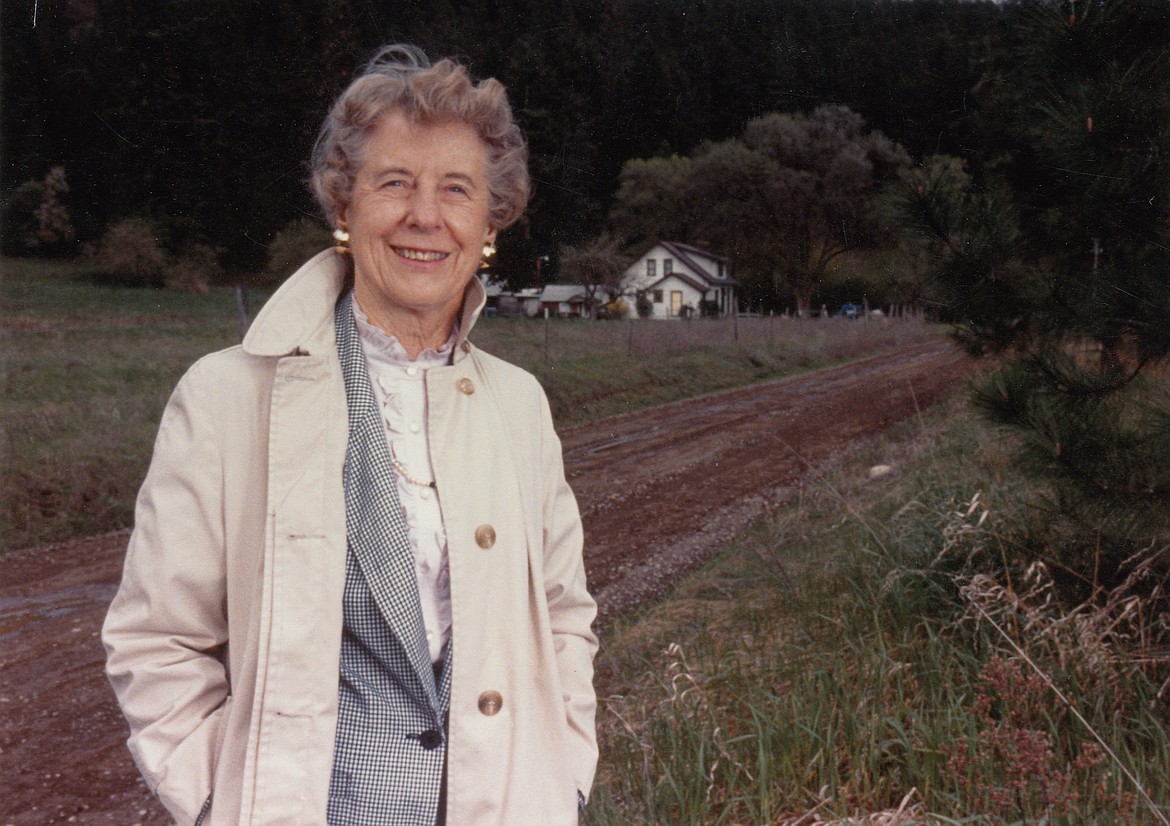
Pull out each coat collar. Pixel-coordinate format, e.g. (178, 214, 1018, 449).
(242, 249, 488, 361)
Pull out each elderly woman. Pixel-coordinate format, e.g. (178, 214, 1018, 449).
(102, 45, 597, 825)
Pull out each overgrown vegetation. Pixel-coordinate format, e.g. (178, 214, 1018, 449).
(0, 258, 936, 551)
(587, 394, 1170, 824)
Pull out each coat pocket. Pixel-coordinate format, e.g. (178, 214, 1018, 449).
(153, 693, 233, 825)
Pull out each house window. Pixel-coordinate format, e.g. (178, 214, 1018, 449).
(646, 259, 656, 279)
(663, 258, 673, 275)
(653, 289, 664, 303)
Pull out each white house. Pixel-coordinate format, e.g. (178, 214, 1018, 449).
(621, 241, 737, 319)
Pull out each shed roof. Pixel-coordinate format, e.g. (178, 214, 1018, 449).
(539, 284, 588, 303)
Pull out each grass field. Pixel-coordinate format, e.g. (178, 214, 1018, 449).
(2, 259, 259, 551)
(585, 395, 1170, 824)
(2, 257, 936, 551)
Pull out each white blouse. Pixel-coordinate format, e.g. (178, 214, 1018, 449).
(353, 302, 454, 663)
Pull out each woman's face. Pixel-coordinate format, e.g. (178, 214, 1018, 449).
(341, 110, 495, 332)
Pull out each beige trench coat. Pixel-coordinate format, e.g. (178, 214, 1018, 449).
(102, 250, 598, 825)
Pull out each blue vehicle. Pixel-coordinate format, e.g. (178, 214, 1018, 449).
(835, 303, 864, 319)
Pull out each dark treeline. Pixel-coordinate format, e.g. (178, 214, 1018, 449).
(5, 0, 1012, 282)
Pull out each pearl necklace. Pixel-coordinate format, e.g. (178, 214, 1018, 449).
(390, 442, 436, 488)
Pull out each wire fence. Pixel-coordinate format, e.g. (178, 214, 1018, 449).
(473, 311, 938, 367)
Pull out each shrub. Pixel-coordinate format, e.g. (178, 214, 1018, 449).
(3, 166, 76, 255)
(165, 242, 223, 293)
(31, 167, 75, 253)
(94, 218, 166, 286)
(265, 216, 330, 284)
(604, 298, 630, 319)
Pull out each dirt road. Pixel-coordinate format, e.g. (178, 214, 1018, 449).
(0, 339, 974, 824)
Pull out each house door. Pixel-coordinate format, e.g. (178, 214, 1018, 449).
(670, 291, 683, 317)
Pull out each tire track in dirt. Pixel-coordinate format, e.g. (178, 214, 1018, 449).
(0, 339, 975, 824)
(564, 339, 974, 620)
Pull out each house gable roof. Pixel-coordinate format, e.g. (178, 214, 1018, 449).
(644, 270, 709, 294)
(660, 240, 728, 266)
(656, 241, 735, 287)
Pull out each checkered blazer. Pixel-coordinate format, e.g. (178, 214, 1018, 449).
(327, 294, 452, 825)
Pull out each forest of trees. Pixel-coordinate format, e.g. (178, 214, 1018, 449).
(1, 0, 1027, 286)
(3, 0, 1166, 306)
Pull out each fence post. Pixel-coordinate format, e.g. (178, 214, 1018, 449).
(235, 284, 251, 341)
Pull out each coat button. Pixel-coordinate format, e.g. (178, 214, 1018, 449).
(418, 730, 442, 750)
(475, 524, 496, 549)
(477, 690, 503, 716)
(460, 340, 471, 353)
(457, 377, 475, 395)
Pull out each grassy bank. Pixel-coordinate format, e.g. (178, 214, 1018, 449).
(2, 259, 257, 551)
(476, 313, 939, 428)
(1, 258, 937, 551)
(586, 395, 1170, 824)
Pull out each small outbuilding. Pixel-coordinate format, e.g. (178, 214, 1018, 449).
(537, 284, 591, 318)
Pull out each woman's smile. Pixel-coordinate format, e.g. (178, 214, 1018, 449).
(394, 246, 449, 262)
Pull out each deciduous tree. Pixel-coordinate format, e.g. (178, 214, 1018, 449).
(609, 106, 909, 315)
(559, 234, 630, 318)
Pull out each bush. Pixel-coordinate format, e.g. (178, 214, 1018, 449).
(603, 298, 630, 319)
(265, 216, 331, 284)
(94, 218, 166, 286)
(3, 166, 76, 255)
(31, 167, 76, 253)
(165, 242, 223, 293)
